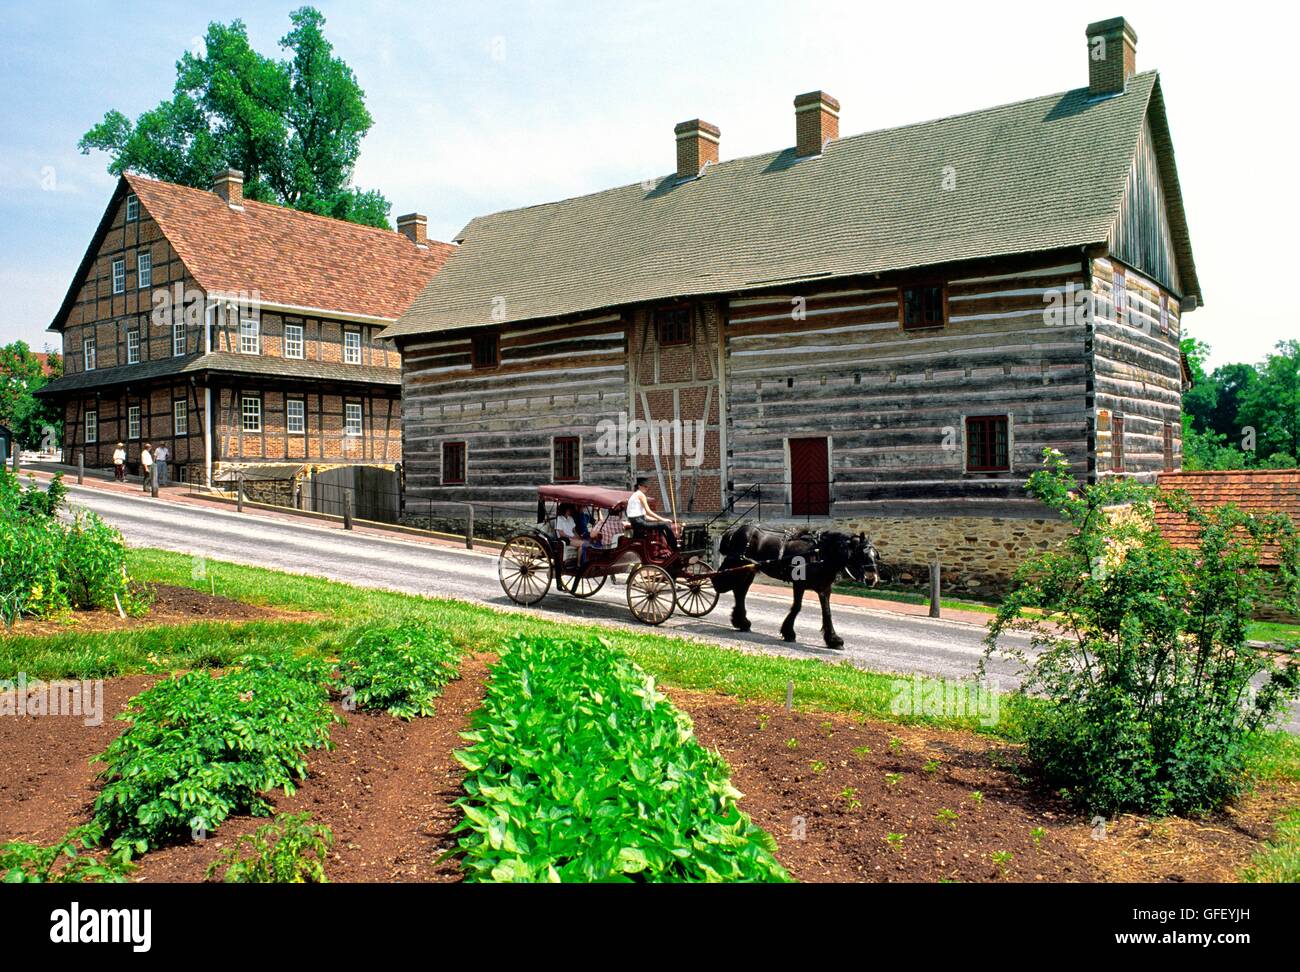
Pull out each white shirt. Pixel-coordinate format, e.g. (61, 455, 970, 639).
(626, 490, 646, 518)
(113, 449, 126, 465)
(155, 446, 169, 462)
(555, 514, 576, 538)
(140, 450, 153, 468)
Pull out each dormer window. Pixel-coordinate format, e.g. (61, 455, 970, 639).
(471, 332, 499, 369)
(344, 330, 362, 364)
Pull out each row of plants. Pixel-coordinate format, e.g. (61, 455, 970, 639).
(453, 633, 791, 882)
(2, 619, 464, 880)
(0, 470, 149, 626)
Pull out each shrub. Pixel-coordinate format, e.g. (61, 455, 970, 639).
(206, 812, 333, 883)
(1, 823, 134, 883)
(453, 634, 791, 882)
(336, 621, 461, 719)
(92, 654, 338, 857)
(60, 510, 148, 614)
(984, 450, 1300, 816)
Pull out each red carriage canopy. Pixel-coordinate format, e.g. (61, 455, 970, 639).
(536, 483, 629, 511)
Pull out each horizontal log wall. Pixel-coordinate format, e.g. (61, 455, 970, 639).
(399, 312, 628, 509)
(1089, 256, 1183, 482)
(724, 253, 1092, 516)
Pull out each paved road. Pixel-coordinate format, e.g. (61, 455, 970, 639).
(61, 483, 1299, 731)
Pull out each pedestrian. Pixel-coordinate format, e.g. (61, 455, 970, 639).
(112, 442, 126, 482)
(140, 443, 154, 491)
(154, 442, 170, 486)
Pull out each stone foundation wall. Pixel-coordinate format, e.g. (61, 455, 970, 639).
(743, 513, 1074, 597)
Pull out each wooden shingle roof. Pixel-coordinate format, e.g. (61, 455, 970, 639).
(386, 71, 1198, 340)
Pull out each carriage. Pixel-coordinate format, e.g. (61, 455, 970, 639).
(496, 483, 720, 625)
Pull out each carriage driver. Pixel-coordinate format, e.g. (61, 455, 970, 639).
(626, 476, 679, 552)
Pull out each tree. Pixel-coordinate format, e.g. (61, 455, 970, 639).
(0, 342, 62, 450)
(1238, 340, 1300, 464)
(79, 7, 390, 229)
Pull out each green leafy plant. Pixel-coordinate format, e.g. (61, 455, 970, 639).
(1030, 826, 1047, 847)
(935, 808, 959, 826)
(757, 714, 769, 731)
(889, 737, 902, 753)
(885, 772, 902, 787)
(970, 790, 984, 805)
(840, 787, 861, 811)
(206, 812, 333, 883)
(92, 653, 337, 857)
(809, 759, 826, 775)
(335, 620, 461, 719)
(923, 759, 940, 774)
(984, 450, 1300, 816)
(1, 823, 133, 883)
(885, 832, 906, 849)
(852, 745, 871, 757)
(452, 634, 790, 883)
(991, 850, 1013, 876)
(785, 737, 799, 750)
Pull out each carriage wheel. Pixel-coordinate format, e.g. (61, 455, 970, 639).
(626, 564, 676, 625)
(674, 559, 719, 618)
(498, 535, 552, 606)
(557, 565, 607, 599)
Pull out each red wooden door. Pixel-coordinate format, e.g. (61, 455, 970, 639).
(789, 437, 830, 516)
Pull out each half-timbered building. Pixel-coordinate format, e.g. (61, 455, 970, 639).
(36, 170, 452, 485)
(384, 18, 1202, 590)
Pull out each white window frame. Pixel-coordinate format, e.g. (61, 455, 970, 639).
(84, 410, 98, 444)
(344, 401, 363, 436)
(137, 249, 152, 289)
(173, 320, 186, 357)
(239, 318, 260, 355)
(83, 336, 96, 371)
(284, 323, 304, 359)
(125, 194, 139, 222)
(241, 395, 262, 433)
(127, 328, 140, 364)
(112, 258, 125, 295)
(286, 398, 305, 434)
(127, 405, 141, 441)
(173, 399, 189, 437)
(344, 330, 362, 365)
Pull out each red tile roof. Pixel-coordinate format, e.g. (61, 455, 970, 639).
(125, 175, 454, 320)
(1156, 469, 1300, 563)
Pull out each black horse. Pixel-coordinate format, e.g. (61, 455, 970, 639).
(713, 525, 880, 649)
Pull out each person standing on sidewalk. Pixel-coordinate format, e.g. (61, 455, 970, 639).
(154, 443, 170, 486)
(140, 443, 153, 491)
(112, 442, 126, 482)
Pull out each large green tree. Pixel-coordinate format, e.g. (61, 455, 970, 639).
(79, 7, 390, 228)
(0, 342, 63, 451)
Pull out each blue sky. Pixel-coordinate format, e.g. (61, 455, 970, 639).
(1, 1, 1294, 367)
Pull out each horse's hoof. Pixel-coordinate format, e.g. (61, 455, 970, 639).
(732, 618, 751, 632)
(781, 630, 796, 642)
(826, 637, 845, 650)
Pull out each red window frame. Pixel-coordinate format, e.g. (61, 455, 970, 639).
(900, 284, 947, 330)
(442, 441, 467, 485)
(471, 333, 499, 369)
(965, 415, 1010, 473)
(655, 305, 692, 346)
(553, 436, 580, 483)
(1112, 415, 1125, 472)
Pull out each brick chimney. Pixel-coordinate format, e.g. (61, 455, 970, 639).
(212, 169, 244, 209)
(794, 90, 839, 157)
(1086, 17, 1137, 97)
(396, 213, 428, 247)
(674, 119, 720, 180)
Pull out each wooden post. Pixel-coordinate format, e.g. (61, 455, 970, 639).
(929, 559, 941, 618)
(465, 504, 474, 550)
(236, 476, 245, 513)
(150, 460, 159, 498)
(77, 451, 85, 485)
(343, 491, 353, 530)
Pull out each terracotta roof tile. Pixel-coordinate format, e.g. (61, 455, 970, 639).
(1156, 469, 1300, 564)
(125, 174, 454, 321)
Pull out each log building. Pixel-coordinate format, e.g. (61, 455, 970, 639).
(385, 17, 1201, 590)
(36, 170, 452, 485)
